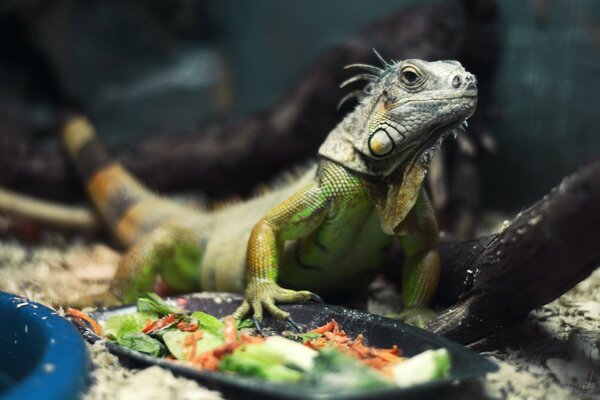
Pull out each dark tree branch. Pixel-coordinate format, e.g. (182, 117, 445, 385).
(428, 160, 600, 344)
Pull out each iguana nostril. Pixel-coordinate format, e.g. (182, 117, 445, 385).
(464, 74, 477, 90)
(452, 75, 462, 88)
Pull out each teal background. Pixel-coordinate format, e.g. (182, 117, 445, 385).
(214, 0, 600, 210)
(28, 0, 598, 211)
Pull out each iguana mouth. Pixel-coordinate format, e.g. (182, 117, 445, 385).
(405, 117, 467, 171)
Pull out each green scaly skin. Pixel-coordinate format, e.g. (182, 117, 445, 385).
(12, 55, 478, 328)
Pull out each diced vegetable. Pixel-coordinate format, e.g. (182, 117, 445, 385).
(391, 348, 451, 387)
(176, 321, 198, 331)
(261, 336, 318, 371)
(190, 311, 224, 336)
(117, 332, 166, 357)
(219, 340, 308, 382)
(67, 308, 103, 336)
(98, 293, 452, 390)
(103, 312, 155, 339)
(163, 330, 223, 361)
(136, 293, 182, 316)
(235, 319, 254, 330)
(142, 313, 178, 334)
(308, 346, 392, 390)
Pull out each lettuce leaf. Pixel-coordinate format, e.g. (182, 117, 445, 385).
(117, 332, 166, 357)
(235, 318, 254, 330)
(103, 312, 155, 339)
(391, 348, 451, 387)
(162, 330, 224, 360)
(136, 293, 181, 316)
(190, 311, 224, 336)
(219, 341, 306, 383)
(307, 346, 391, 390)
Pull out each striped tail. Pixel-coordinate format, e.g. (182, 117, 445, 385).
(61, 116, 189, 247)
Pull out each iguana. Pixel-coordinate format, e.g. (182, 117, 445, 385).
(3, 54, 477, 327)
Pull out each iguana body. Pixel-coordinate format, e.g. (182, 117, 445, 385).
(14, 56, 478, 325)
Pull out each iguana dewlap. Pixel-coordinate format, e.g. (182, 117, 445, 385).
(60, 55, 477, 326)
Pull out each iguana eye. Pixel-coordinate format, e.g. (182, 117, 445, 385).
(400, 66, 422, 87)
(369, 129, 395, 157)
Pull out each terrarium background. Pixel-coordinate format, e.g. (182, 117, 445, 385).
(0, 0, 598, 209)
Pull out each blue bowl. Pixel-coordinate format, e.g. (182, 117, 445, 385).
(0, 291, 90, 400)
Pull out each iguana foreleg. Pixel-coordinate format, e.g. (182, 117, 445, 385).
(391, 188, 441, 326)
(232, 182, 329, 322)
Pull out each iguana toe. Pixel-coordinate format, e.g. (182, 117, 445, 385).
(232, 299, 251, 320)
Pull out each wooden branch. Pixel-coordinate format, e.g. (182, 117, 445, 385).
(428, 160, 600, 344)
(0, 0, 497, 202)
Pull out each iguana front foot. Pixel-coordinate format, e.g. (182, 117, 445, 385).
(385, 307, 438, 329)
(232, 281, 318, 324)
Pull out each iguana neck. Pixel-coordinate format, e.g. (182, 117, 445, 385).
(318, 99, 386, 177)
(316, 155, 426, 236)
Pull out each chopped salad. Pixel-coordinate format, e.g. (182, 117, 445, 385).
(74, 294, 451, 390)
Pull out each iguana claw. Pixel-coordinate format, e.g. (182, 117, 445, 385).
(252, 317, 265, 336)
(308, 292, 324, 303)
(285, 316, 302, 333)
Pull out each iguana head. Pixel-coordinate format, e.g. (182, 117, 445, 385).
(319, 53, 477, 178)
(319, 53, 477, 234)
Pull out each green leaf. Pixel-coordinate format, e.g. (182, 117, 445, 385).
(163, 330, 224, 360)
(190, 311, 224, 336)
(103, 312, 155, 339)
(308, 346, 391, 390)
(235, 319, 254, 330)
(260, 336, 318, 371)
(136, 293, 181, 316)
(117, 332, 166, 357)
(219, 343, 305, 383)
(219, 354, 303, 383)
(390, 348, 451, 387)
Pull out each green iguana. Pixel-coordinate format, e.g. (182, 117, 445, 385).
(2, 54, 477, 327)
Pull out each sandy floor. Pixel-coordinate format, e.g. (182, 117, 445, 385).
(1, 234, 599, 399)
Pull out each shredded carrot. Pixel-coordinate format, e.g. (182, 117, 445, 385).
(176, 321, 198, 332)
(183, 330, 204, 361)
(142, 319, 158, 333)
(183, 316, 244, 370)
(240, 333, 265, 344)
(310, 320, 335, 334)
(176, 297, 187, 307)
(142, 313, 175, 333)
(303, 319, 404, 371)
(67, 308, 102, 336)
